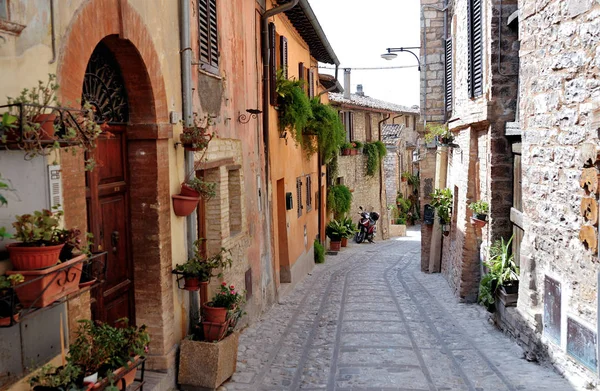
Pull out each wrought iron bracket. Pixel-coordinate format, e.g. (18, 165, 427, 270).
(238, 109, 262, 124)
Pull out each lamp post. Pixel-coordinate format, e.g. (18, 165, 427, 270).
(380, 47, 421, 71)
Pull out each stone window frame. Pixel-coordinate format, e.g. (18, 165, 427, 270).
(0, 0, 26, 36)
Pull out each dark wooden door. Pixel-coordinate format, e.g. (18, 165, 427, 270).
(87, 125, 134, 326)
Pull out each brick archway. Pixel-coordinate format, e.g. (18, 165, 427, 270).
(57, 0, 175, 370)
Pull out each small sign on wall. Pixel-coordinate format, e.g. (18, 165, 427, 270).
(567, 317, 598, 372)
(544, 275, 561, 345)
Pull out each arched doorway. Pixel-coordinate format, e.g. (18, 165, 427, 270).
(83, 42, 134, 326)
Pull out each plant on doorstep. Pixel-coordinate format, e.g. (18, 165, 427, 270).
(363, 141, 387, 176)
(430, 188, 452, 227)
(340, 216, 358, 247)
(327, 184, 352, 220)
(326, 219, 347, 252)
(478, 235, 519, 311)
(313, 239, 325, 264)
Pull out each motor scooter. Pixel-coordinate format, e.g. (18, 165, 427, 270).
(355, 206, 379, 243)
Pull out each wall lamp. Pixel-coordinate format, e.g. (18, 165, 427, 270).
(380, 47, 421, 71)
(238, 109, 262, 124)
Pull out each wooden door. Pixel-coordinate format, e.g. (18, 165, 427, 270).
(87, 125, 134, 326)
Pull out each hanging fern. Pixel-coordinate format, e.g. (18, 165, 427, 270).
(327, 184, 352, 219)
(363, 141, 387, 176)
(276, 71, 313, 145)
(305, 98, 346, 162)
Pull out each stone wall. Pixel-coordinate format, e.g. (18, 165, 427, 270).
(514, 0, 600, 386)
(384, 147, 400, 206)
(419, 146, 437, 272)
(420, 0, 446, 123)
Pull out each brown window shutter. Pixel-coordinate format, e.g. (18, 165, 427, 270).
(299, 62, 305, 92)
(365, 113, 372, 142)
(269, 22, 277, 105)
(308, 69, 315, 98)
(468, 0, 483, 98)
(280, 36, 288, 79)
(198, 0, 219, 73)
(349, 112, 355, 140)
(445, 38, 453, 115)
(306, 175, 312, 211)
(296, 177, 303, 217)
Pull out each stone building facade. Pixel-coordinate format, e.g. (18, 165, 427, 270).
(329, 90, 419, 239)
(499, 0, 600, 387)
(420, 0, 519, 302)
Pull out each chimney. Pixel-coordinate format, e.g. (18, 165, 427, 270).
(356, 84, 364, 96)
(343, 68, 351, 100)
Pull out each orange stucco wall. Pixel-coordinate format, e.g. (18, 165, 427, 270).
(267, 4, 320, 285)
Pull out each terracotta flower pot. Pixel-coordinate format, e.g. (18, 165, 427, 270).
(180, 183, 201, 198)
(0, 312, 19, 327)
(350, 149, 358, 156)
(202, 303, 228, 323)
(33, 114, 57, 140)
(8, 254, 84, 308)
(401, 177, 407, 182)
(183, 277, 200, 291)
(341, 149, 351, 156)
(7, 243, 65, 270)
(330, 240, 341, 252)
(470, 217, 487, 228)
(202, 321, 228, 342)
(341, 237, 348, 247)
(172, 195, 200, 216)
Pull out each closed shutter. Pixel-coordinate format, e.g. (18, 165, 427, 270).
(306, 175, 312, 211)
(349, 112, 355, 141)
(308, 69, 315, 98)
(280, 36, 288, 79)
(444, 38, 453, 114)
(365, 113, 372, 141)
(198, 0, 219, 72)
(468, 0, 483, 98)
(296, 177, 303, 217)
(299, 63, 305, 93)
(269, 23, 277, 105)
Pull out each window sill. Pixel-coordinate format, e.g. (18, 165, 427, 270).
(0, 19, 26, 36)
(197, 66, 222, 80)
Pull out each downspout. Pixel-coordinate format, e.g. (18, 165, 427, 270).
(180, 0, 197, 330)
(49, 0, 56, 64)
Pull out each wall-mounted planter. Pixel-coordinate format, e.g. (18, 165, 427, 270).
(172, 195, 200, 216)
(470, 217, 487, 228)
(180, 183, 201, 198)
(7, 243, 65, 271)
(8, 254, 85, 308)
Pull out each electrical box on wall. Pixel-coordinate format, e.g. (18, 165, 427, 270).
(286, 192, 293, 210)
(0, 152, 63, 252)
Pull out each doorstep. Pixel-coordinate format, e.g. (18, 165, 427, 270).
(143, 369, 175, 391)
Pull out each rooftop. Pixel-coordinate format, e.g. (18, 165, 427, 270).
(277, 0, 340, 65)
(318, 74, 343, 93)
(329, 92, 419, 114)
(382, 124, 404, 145)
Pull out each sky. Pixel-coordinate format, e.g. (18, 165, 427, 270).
(308, 0, 421, 108)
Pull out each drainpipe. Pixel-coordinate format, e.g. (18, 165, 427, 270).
(49, 0, 56, 64)
(378, 113, 390, 233)
(180, 0, 197, 330)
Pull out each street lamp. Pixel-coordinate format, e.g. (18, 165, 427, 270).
(380, 47, 421, 71)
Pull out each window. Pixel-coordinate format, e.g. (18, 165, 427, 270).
(296, 177, 303, 217)
(445, 38, 453, 115)
(405, 116, 409, 127)
(299, 63, 305, 93)
(0, 0, 7, 20)
(344, 112, 355, 141)
(269, 23, 277, 105)
(198, 0, 219, 73)
(365, 113, 372, 141)
(468, 0, 483, 98)
(306, 175, 312, 212)
(228, 169, 242, 236)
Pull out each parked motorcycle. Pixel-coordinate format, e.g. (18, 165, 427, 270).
(355, 206, 380, 244)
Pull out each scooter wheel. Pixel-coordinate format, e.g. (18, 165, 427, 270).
(355, 230, 365, 244)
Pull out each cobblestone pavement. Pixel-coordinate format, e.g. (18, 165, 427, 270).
(224, 228, 575, 391)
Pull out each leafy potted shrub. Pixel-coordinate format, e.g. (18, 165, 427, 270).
(424, 123, 454, 146)
(469, 200, 489, 227)
(351, 140, 363, 155)
(174, 243, 232, 293)
(0, 274, 23, 326)
(313, 239, 325, 264)
(363, 141, 387, 176)
(430, 188, 452, 234)
(29, 363, 83, 391)
(202, 282, 245, 342)
(326, 219, 347, 252)
(478, 236, 519, 311)
(401, 171, 411, 182)
(327, 185, 352, 220)
(7, 209, 65, 270)
(340, 217, 358, 247)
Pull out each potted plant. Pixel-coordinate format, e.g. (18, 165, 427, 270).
(327, 185, 352, 220)
(29, 363, 83, 391)
(430, 188, 452, 230)
(7, 209, 65, 270)
(326, 219, 347, 252)
(180, 177, 217, 200)
(202, 282, 245, 342)
(401, 172, 411, 182)
(340, 217, 357, 247)
(478, 236, 519, 311)
(469, 200, 489, 227)
(340, 141, 353, 156)
(174, 243, 232, 293)
(0, 274, 23, 326)
(179, 114, 215, 151)
(424, 123, 454, 146)
(351, 141, 363, 155)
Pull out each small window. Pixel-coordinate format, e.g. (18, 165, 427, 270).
(296, 177, 303, 217)
(345, 112, 355, 141)
(365, 113, 372, 142)
(306, 175, 312, 212)
(405, 116, 409, 127)
(0, 0, 7, 20)
(198, 0, 219, 74)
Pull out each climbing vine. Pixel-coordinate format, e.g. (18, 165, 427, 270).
(276, 71, 312, 146)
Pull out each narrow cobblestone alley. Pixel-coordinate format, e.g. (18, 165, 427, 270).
(224, 228, 575, 391)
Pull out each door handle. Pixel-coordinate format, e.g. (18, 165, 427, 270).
(111, 231, 120, 253)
